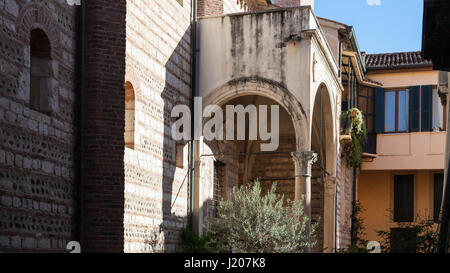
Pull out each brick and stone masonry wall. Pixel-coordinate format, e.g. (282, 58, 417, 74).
(272, 0, 300, 8)
(123, 0, 247, 253)
(198, 0, 224, 17)
(223, 0, 245, 15)
(272, 0, 314, 9)
(199, 0, 245, 17)
(0, 1, 78, 252)
(335, 148, 353, 249)
(123, 0, 193, 253)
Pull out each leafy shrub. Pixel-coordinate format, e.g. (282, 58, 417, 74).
(337, 202, 370, 253)
(377, 218, 439, 253)
(206, 181, 317, 253)
(181, 228, 215, 253)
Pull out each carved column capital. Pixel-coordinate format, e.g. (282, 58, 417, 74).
(291, 151, 318, 177)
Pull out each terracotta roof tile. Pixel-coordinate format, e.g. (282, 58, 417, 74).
(365, 51, 433, 70)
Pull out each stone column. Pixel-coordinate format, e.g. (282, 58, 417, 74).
(291, 151, 318, 253)
(323, 176, 337, 253)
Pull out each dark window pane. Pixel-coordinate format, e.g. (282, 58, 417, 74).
(359, 98, 367, 115)
(367, 115, 374, 133)
(394, 175, 414, 222)
(363, 133, 377, 154)
(30, 29, 52, 113)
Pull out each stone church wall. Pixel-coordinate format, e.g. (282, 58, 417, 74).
(0, 0, 79, 252)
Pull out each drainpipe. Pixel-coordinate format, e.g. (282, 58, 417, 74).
(189, 0, 198, 233)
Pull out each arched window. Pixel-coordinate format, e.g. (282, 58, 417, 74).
(30, 29, 52, 113)
(125, 81, 135, 149)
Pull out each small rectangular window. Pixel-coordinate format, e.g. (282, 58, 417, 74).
(394, 175, 414, 223)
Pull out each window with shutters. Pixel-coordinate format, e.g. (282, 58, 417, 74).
(393, 175, 414, 223)
(434, 173, 444, 222)
(375, 85, 443, 133)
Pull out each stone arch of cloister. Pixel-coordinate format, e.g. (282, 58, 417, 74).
(311, 81, 337, 177)
(202, 77, 309, 152)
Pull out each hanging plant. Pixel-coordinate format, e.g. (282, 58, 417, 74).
(341, 108, 367, 169)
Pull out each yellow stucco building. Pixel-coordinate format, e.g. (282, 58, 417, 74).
(357, 52, 446, 251)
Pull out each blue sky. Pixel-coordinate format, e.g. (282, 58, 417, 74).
(315, 0, 424, 54)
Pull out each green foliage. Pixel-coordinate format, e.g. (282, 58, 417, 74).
(207, 181, 317, 253)
(377, 218, 439, 253)
(342, 108, 367, 169)
(337, 202, 370, 253)
(181, 228, 215, 253)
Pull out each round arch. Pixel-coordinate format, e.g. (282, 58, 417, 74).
(17, 3, 61, 60)
(311, 82, 337, 177)
(202, 77, 309, 152)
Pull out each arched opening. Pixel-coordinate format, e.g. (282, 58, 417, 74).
(125, 81, 135, 149)
(30, 28, 52, 113)
(202, 94, 298, 220)
(311, 84, 335, 176)
(311, 83, 336, 252)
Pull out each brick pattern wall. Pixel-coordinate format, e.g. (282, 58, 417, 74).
(335, 148, 353, 249)
(253, 136, 296, 199)
(272, 0, 301, 7)
(123, 0, 192, 253)
(81, 0, 127, 253)
(311, 167, 324, 251)
(223, 0, 245, 14)
(200, 141, 241, 230)
(198, 0, 224, 17)
(198, 0, 246, 17)
(0, 1, 78, 252)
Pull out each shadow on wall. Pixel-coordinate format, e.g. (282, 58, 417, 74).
(158, 28, 192, 253)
